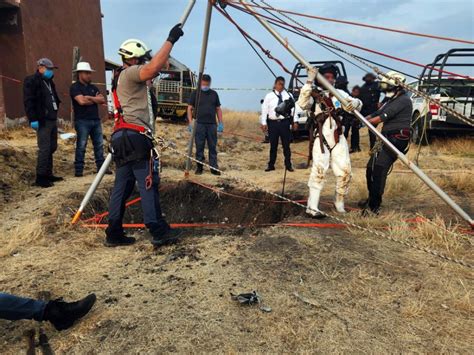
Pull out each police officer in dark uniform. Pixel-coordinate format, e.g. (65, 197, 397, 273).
(360, 71, 412, 214)
(105, 25, 184, 248)
(359, 73, 381, 149)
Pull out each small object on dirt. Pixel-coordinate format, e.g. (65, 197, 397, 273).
(125, 294, 131, 298)
(104, 297, 118, 304)
(230, 291, 272, 313)
(441, 304, 449, 310)
(23, 328, 35, 355)
(59, 132, 76, 140)
(39, 328, 54, 355)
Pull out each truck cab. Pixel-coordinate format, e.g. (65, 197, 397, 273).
(153, 56, 197, 121)
(410, 48, 474, 144)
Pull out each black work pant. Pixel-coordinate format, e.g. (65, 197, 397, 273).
(267, 119, 292, 169)
(36, 119, 58, 177)
(195, 122, 218, 169)
(343, 117, 360, 150)
(366, 134, 409, 212)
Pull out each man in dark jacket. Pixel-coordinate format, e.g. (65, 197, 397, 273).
(360, 71, 412, 214)
(23, 58, 62, 188)
(359, 73, 381, 149)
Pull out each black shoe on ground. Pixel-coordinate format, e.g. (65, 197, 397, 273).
(286, 166, 294, 172)
(265, 166, 275, 172)
(211, 169, 221, 176)
(35, 176, 54, 188)
(152, 228, 184, 247)
(350, 147, 361, 154)
(43, 294, 96, 331)
(195, 167, 203, 175)
(104, 234, 136, 247)
(75, 172, 84, 177)
(357, 199, 369, 208)
(48, 175, 64, 182)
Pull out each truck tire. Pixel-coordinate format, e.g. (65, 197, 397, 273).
(411, 112, 430, 145)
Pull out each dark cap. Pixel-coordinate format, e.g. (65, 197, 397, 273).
(37, 58, 58, 69)
(363, 72, 376, 81)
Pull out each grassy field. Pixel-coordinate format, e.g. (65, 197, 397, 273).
(0, 111, 473, 353)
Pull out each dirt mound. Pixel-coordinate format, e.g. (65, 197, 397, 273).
(0, 142, 35, 207)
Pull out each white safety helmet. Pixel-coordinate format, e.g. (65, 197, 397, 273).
(379, 71, 406, 92)
(118, 39, 152, 61)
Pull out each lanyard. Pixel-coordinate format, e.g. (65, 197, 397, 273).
(43, 80, 58, 110)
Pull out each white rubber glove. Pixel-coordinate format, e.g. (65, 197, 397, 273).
(343, 99, 358, 112)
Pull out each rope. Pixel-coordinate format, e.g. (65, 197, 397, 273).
(234, 1, 474, 45)
(239, 1, 474, 127)
(154, 135, 473, 269)
(230, 2, 472, 79)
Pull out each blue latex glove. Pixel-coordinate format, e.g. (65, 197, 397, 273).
(217, 122, 224, 133)
(30, 121, 39, 131)
(187, 123, 193, 133)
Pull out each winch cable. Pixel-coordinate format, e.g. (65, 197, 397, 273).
(230, 1, 474, 127)
(229, 2, 473, 80)
(252, 0, 369, 74)
(231, 1, 474, 45)
(253, 1, 418, 80)
(215, 5, 296, 78)
(152, 135, 473, 269)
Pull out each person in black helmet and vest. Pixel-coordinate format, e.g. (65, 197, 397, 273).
(105, 25, 184, 248)
(359, 71, 412, 215)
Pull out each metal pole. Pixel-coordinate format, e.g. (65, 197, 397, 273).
(179, 0, 196, 26)
(71, 153, 113, 224)
(71, 0, 197, 224)
(185, 0, 214, 175)
(240, 1, 473, 227)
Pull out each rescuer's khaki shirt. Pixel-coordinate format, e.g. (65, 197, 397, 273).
(117, 65, 151, 130)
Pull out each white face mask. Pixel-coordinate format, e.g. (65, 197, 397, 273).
(385, 91, 396, 98)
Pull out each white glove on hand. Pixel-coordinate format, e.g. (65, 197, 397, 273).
(343, 99, 358, 112)
(307, 67, 317, 83)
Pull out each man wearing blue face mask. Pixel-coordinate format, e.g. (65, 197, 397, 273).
(187, 74, 223, 175)
(23, 58, 62, 188)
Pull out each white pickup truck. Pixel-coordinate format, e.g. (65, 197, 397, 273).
(409, 49, 474, 145)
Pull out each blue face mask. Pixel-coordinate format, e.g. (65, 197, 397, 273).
(201, 86, 210, 92)
(42, 69, 54, 80)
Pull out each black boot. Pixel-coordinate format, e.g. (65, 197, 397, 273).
(104, 228, 136, 247)
(48, 175, 64, 182)
(43, 294, 96, 331)
(35, 175, 54, 188)
(152, 228, 184, 248)
(195, 165, 203, 175)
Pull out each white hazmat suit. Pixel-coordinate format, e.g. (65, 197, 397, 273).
(297, 83, 362, 217)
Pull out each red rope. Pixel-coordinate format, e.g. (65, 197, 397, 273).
(214, 5, 295, 77)
(235, 1, 474, 45)
(229, 2, 473, 80)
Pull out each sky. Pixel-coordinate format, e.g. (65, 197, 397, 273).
(100, 0, 474, 111)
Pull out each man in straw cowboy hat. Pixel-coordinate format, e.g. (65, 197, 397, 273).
(70, 61, 107, 177)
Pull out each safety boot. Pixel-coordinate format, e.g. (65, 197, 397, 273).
(195, 165, 203, 175)
(48, 175, 64, 182)
(35, 175, 54, 188)
(152, 228, 184, 248)
(43, 294, 96, 331)
(104, 228, 136, 247)
(334, 194, 346, 213)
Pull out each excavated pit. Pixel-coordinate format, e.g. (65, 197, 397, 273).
(84, 181, 304, 227)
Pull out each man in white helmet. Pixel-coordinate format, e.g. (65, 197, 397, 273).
(359, 71, 412, 214)
(105, 24, 184, 247)
(298, 63, 362, 219)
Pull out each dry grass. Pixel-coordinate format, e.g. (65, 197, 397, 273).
(0, 118, 473, 353)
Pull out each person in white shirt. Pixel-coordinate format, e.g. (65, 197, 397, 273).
(297, 63, 362, 218)
(261, 76, 297, 172)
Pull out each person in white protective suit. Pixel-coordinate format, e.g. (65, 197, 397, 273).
(297, 63, 363, 219)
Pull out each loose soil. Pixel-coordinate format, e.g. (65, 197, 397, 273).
(0, 117, 472, 353)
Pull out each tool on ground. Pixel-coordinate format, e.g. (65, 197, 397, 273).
(231, 291, 272, 312)
(238, 0, 473, 228)
(71, 0, 197, 224)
